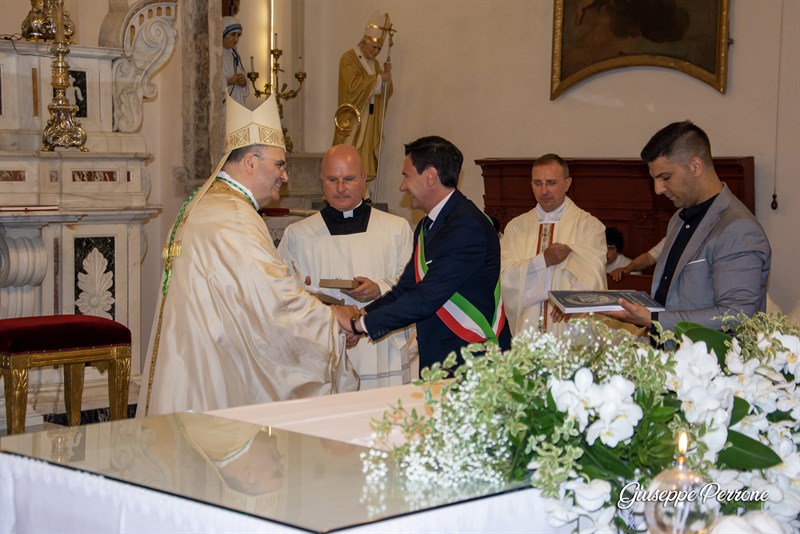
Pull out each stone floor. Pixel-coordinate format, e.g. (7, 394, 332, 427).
(42, 404, 138, 426)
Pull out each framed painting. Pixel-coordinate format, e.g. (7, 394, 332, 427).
(550, 0, 730, 99)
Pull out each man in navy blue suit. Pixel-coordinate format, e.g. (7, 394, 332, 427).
(344, 136, 511, 371)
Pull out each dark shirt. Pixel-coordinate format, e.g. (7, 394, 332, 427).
(320, 202, 371, 235)
(653, 193, 719, 305)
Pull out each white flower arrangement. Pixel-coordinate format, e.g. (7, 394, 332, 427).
(364, 313, 800, 532)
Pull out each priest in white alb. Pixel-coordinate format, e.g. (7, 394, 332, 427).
(278, 145, 416, 388)
(500, 153, 607, 336)
(137, 97, 359, 417)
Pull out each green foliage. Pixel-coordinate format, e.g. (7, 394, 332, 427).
(717, 429, 783, 470)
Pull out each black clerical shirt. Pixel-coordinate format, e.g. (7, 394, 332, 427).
(653, 193, 719, 306)
(320, 202, 371, 235)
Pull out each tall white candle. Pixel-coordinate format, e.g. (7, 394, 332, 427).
(55, 0, 65, 42)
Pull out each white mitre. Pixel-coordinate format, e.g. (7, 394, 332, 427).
(224, 95, 285, 155)
(162, 96, 286, 258)
(363, 11, 390, 47)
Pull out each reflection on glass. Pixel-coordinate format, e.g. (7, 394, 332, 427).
(0, 412, 525, 531)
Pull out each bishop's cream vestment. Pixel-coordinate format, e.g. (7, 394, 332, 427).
(500, 197, 607, 336)
(138, 180, 357, 416)
(278, 207, 415, 388)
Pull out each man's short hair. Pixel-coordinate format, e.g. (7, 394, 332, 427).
(605, 227, 624, 252)
(640, 120, 713, 166)
(225, 145, 261, 165)
(404, 136, 463, 188)
(533, 153, 569, 179)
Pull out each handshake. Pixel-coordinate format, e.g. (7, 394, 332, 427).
(331, 304, 367, 348)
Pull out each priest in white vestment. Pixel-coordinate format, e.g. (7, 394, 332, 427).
(137, 97, 359, 417)
(500, 154, 607, 336)
(278, 145, 416, 388)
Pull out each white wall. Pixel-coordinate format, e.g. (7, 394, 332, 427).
(302, 0, 800, 313)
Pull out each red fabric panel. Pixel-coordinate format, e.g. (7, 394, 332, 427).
(0, 315, 131, 354)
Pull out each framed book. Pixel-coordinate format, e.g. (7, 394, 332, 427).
(549, 290, 665, 314)
(318, 278, 359, 290)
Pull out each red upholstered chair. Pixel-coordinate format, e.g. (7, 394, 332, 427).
(0, 315, 132, 435)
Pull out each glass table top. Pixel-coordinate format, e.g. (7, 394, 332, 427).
(0, 412, 528, 532)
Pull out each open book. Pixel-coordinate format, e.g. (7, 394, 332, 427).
(549, 290, 665, 314)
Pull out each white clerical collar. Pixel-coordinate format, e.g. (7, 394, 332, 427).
(535, 198, 568, 223)
(426, 190, 455, 228)
(218, 170, 259, 210)
(342, 201, 362, 219)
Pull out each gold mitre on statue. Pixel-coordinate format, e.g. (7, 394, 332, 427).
(363, 11, 391, 47)
(224, 96, 285, 155)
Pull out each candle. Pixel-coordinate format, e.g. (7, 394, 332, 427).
(250, 55, 254, 72)
(274, 32, 278, 50)
(55, 0, 64, 42)
(677, 432, 688, 464)
(300, 55, 305, 72)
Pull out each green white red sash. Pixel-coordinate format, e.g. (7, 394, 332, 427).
(415, 225, 505, 343)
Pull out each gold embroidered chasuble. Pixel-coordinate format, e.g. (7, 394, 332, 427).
(138, 180, 357, 416)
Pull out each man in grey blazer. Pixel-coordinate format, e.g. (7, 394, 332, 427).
(607, 121, 771, 331)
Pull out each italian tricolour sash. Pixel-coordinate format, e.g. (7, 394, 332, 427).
(415, 225, 505, 343)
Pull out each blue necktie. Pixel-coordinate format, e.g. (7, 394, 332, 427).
(422, 216, 433, 245)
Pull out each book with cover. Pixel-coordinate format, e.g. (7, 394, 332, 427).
(318, 278, 360, 290)
(549, 290, 665, 313)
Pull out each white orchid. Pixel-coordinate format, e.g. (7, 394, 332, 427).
(773, 333, 800, 379)
(699, 409, 730, 461)
(731, 412, 770, 440)
(564, 478, 612, 513)
(544, 497, 580, 527)
(585, 376, 642, 448)
(668, 337, 722, 396)
(710, 511, 788, 534)
(549, 368, 601, 431)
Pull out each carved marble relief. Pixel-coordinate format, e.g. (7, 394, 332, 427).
(112, 2, 178, 133)
(0, 170, 26, 182)
(74, 238, 115, 319)
(71, 170, 118, 182)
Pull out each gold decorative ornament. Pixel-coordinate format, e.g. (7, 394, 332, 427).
(333, 103, 361, 139)
(21, 0, 76, 42)
(247, 44, 305, 153)
(41, 0, 88, 152)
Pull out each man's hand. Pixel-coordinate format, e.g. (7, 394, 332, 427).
(610, 267, 626, 282)
(342, 276, 381, 302)
(603, 298, 653, 327)
(345, 331, 361, 348)
(549, 306, 572, 324)
(331, 304, 359, 332)
(544, 243, 572, 267)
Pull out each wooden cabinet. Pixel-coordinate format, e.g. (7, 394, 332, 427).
(476, 157, 754, 261)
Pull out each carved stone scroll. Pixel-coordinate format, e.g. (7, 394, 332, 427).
(111, 1, 178, 133)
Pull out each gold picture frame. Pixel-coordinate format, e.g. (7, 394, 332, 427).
(550, 0, 730, 100)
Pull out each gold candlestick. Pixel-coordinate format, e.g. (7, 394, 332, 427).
(248, 46, 306, 153)
(41, 0, 87, 152)
(21, 0, 75, 42)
